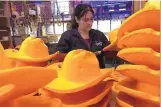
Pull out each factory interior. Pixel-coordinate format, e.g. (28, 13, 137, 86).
(0, 0, 160, 107)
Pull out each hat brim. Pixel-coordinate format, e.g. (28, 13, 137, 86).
(0, 84, 15, 104)
(103, 37, 118, 51)
(115, 78, 160, 105)
(46, 62, 62, 71)
(7, 51, 59, 62)
(8, 94, 62, 107)
(116, 64, 160, 86)
(0, 49, 17, 69)
(45, 68, 114, 94)
(0, 66, 57, 100)
(117, 28, 160, 52)
(117, 9, 160, 40)
(116, 92, 159, 107)
(40, 79, 113, 107)
(117, 48, 160, 70)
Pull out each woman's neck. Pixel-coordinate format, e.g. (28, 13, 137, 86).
(78, 27, 89, 39)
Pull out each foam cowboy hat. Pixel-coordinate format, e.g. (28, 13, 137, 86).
(0, 66, 57, 104)
(45, 49, 114, 93)
(7, 36, 59, 62)
(117, 28, 160, 52)
(117, 48, 160, 70)
(0, 43, 17, 69)
(116, 92, 159, 107)
(116, 64, 160, 86)
(115, 78, 160, 105)
(117, 0, 160, 40)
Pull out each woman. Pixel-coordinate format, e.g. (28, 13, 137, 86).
(55, 4, 110, 68)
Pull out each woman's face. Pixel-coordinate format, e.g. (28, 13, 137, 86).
(78, 11, 94, 32)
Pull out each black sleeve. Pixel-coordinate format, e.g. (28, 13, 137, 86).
(100, 32, 110, 49)
(55, 32, 71, 53)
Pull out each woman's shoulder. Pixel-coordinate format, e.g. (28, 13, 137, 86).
(90, 29, 108, 41)
(62, 29, 73, 36)
(61, 29, 79, 37)
(90, 29, 104, 35)
(90, 29, 106, 38)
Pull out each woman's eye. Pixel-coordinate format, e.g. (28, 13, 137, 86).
(83, 18, 93, 22)
(83, 19, 88, 22)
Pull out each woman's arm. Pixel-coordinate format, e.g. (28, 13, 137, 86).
(53, 52, 67, 62)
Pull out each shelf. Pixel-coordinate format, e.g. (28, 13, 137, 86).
(0, 40, 9, 42)
(12, 35, 21, 37)
(0, 29, 7, 31)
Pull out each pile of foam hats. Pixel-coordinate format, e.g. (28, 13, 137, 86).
(0, 37, 62, 107)
(0, 36, 119, 107)
(40, 49, 118, 107)
(114, 0, 160, 107)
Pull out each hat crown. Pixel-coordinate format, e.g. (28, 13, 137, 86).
(109, 28, 118, 43)
(59, 49, 100, 83)
(144, 0, 160, 9)
(19, 37, 49, 58)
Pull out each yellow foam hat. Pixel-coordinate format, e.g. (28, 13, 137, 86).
(117, 48, 160, 70)
(0, 42, 3, 50)
(46, 62, 62, 72)
(109, 28, 118, 42)
(0, 66, 57, 103)
(117, 28, 160, 52)
(115, 78, 160, 105)
(116, 65, 160, 86)
(0, 42, 17, 70)
(117, 0, 160, 40)
(103, 28, 119, 51)
(40, 79, 113, 107)
(15, 45, 21, 51)
(4, 49, 17, 68)
(116, 92, 159, 107)
(45, 49, 114, 93)
(7, 36, 58, 62)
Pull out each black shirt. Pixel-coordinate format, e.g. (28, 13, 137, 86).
(56, 28, 110, 68)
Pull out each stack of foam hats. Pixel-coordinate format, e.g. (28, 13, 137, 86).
(114, 0, 160, 107)
(40, 49, 117, 107)
(0, 36, 62, 107)
(0, 36, 119, 107)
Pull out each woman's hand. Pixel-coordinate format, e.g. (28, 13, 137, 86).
(94, 51, 102, 56)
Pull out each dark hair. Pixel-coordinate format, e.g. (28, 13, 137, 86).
(71, 4, 94, 29)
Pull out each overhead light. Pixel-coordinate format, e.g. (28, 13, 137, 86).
(119, 8, 126, 11)
(107, 4, 115, 6)
(109, 9, 114, 12)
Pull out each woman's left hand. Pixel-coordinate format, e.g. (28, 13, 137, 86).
(94, 51, 102, 56)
